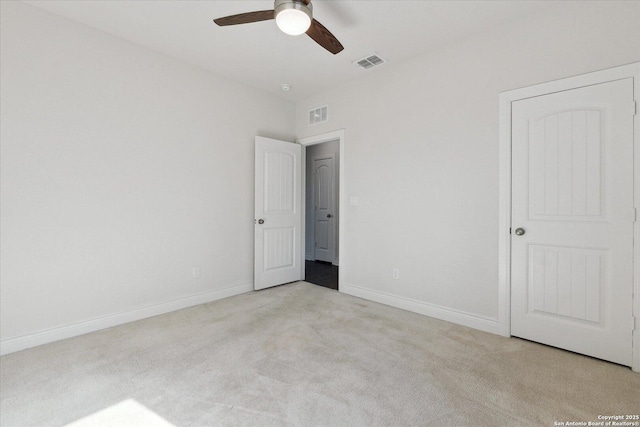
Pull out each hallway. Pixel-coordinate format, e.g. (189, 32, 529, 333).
(304, 260, 338, 290)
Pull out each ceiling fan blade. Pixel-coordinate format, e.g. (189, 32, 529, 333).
(214, 10, 274, 27)
(306, 19, 344, 54)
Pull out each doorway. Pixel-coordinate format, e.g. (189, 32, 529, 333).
(498, 62, 640, 371)
(299, 130, 345, 291)
(304, 140, 339, 290)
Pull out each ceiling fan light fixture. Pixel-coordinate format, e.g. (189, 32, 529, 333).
(213, 0, 343, 54)
(274, 0, 312, 36)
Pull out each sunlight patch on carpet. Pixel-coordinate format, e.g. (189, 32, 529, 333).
(64, 399, 176, 427)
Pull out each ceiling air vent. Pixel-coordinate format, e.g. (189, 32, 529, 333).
(354, 54, 386, 70)
(308, 105, 328, 126)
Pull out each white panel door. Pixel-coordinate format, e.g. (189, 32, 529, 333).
(511, 78, 634, 366)
(254, 136, 302, 290)
(313, 157, 334, 263)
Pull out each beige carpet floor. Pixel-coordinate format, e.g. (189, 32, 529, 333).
(1, 282, 639, 426)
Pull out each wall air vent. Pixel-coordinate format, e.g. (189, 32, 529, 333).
(308, 105, 328, 126)
(354, 53, 387, 70)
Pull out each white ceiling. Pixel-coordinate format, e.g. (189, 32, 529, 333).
(25, 0, 561, 102)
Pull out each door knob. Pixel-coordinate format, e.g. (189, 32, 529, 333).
(258, 219, 265, 224)
(514, 227, 525, 236)
(327, 214, 332, 218)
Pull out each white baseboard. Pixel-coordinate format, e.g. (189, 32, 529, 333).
(0, 283, 253, 356)
(340, 283, 498, 334)
(305, 252, 313, 261)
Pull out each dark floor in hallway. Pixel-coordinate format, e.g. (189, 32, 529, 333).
(305, 260, 338, 290)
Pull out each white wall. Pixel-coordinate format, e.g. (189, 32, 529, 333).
(295, 1, 640, 331)
(304, 140, 340, 263)
(0, 1, 294, 352)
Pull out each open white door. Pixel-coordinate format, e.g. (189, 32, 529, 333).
(254, 136, 303, 290)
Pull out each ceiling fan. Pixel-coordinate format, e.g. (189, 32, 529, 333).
(213, 0, 344, 55)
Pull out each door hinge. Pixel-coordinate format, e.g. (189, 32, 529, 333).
(632, 315, 637, 331)
(634, 207, 638, 223)
(633, 101, 637, 116)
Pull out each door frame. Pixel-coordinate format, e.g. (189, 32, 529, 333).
(498, 62, 640, 371)
(298, 129, 345, 289)
(310, 153, 337, 264)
